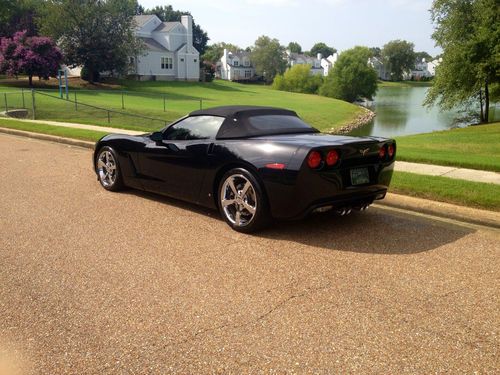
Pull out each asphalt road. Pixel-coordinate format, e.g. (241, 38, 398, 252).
(1, 134, 499, 374)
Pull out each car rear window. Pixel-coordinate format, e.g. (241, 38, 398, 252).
(247, 115, 315, 132)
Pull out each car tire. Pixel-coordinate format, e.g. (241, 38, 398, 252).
(218, 168, 270, 233)
(95, 146, 124, 191)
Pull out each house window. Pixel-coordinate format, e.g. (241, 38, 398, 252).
(234, 61, 239, 66)
(244, 60, 250, 67)
(245, 70, 252, 78)
(180, 58, 185, 62)
(194, 59, 197, 63)
(161, 57, 173, 69)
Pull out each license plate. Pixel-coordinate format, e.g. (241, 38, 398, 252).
(350, 168, 370, 185)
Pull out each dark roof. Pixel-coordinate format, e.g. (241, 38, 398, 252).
(189, 106, 296, 118)
(154, 21, 181, 32)
(133, 15, 156, 29)
(140, 37, 168, 52)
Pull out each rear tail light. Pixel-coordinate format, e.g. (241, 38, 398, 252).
(379, 146, 386, 159)
(307, 151, 322, 169)
(326, 150, 339, 166)
(388, 144, 395, 158)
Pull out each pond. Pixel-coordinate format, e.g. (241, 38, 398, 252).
(349, 86, 499, 137)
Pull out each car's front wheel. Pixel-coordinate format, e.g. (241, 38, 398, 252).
(96, 146, 124, 191)
(218, 168, 269, 233)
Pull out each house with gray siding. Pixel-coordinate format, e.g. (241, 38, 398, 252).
(131, 14, 199, 81)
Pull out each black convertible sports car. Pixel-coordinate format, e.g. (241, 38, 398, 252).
(93, 106, 395, 232)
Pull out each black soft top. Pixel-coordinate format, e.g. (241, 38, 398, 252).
(189, 106, 317, 139)
(189, 105, 297, 118)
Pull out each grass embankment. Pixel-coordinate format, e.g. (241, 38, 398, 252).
(0, 77, 363, 132)
(391, 171, 500, 211)
(378, 80, 433, 88)
(0, 118, 107, 142)
(395, 122, 500, 172)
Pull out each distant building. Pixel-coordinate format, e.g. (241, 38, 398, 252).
(410, 57, 442, 80)
(320, 53, 338, 76)
(369, 56, 391, 81)
(426, 58, 442, 76)
(286, 51, 323, 76)
(131, 14, 199, 81)
(217, 49, 256, 81)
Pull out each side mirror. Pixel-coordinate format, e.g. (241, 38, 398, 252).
(150, 131, 163, 142)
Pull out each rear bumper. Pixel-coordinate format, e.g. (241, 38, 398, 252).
(264, 161, 394, 219)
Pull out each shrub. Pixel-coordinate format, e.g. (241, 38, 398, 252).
(272, 64, 323, 94)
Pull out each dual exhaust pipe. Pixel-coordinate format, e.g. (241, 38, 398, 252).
(313, 204, 370, 216)
(336, 204, 370, 216)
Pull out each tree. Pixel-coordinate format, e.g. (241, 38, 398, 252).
(272, 64, 323, 94)
(425, 0, 499, 123)
(370, 47, 382, 58)
(0, 30, 62, 85)
(319, 46, 378, 102)
(251, 36, 286, 83)
(0, 0, 40, 37)
(141, 5, 209, 56)
(202, 42, 240, 64)
(381, 39, 416, 80)
(415, 51, 433, 62)
(39, 0, 141, 83)
(287, 42, 302, 54)
(309, 42, 336, 58)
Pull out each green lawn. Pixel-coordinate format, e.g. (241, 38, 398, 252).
(395, 122, 500, 172)
(0, 78, 363, 133)
(391, 171, 500, 211)
(0, 118, 107, 142)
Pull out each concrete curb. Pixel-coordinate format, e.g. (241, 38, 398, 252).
(1, 128, 499, 229)
(0, 127, 95, 149)
(377, 193, 500, 229)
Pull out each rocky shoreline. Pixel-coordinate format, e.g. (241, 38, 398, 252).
(328, 107, 376, 135)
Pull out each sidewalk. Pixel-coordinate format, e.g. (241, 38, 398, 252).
(394, 161, 500, 185)
(2, 117, 500, 185)
(8, 118, 144, 136)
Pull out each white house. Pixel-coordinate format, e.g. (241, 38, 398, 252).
(369, 56, 391, 81)
(320, 53, 338, 76)
(426, 57, 442, 76)
(217, 49, 256, 81)
(131, 14, 199, 81)
(286, 51, 323, 76)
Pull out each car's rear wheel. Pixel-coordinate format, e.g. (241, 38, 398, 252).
(218, 168, 269, 233)
(96, 146, 123, 191)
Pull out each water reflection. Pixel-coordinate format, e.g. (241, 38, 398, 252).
(350, 86, 470, 137)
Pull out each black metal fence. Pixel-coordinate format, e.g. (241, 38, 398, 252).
(0, 89, 204, 131)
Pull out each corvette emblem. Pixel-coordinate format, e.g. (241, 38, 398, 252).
(359, 148, 370, 156)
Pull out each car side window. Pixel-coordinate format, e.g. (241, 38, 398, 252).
(163, 116, 225, 141)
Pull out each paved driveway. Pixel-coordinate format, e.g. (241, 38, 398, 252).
(0, 134, 498, 374)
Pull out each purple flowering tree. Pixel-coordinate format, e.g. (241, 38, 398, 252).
(0, 31, 62, 86)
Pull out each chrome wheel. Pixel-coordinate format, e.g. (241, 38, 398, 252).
(97, 150, 117, 187)
(220, 174, 257, 227)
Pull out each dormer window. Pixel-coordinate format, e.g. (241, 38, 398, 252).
(234, 61, 239, 67)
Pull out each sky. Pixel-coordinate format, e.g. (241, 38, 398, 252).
(139, 0, 441, 55)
